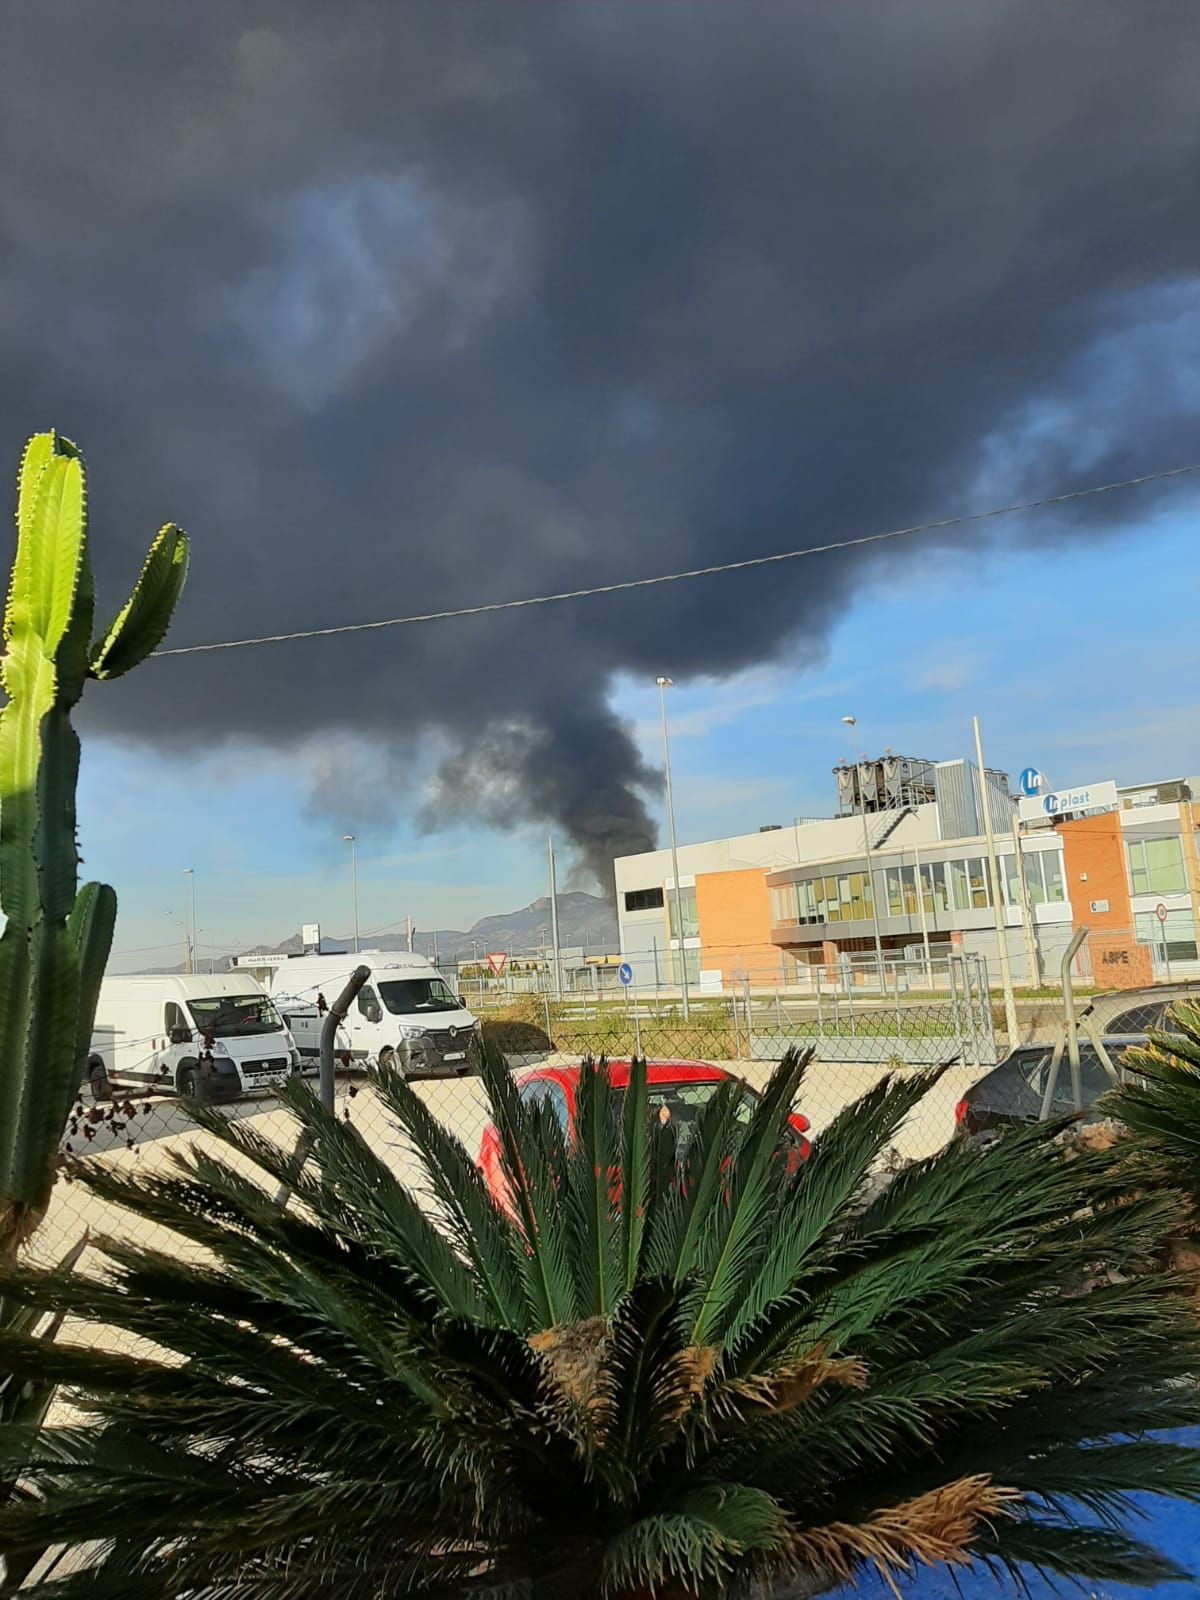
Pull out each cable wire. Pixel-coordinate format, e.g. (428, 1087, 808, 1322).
(151, 461, 1199, 659)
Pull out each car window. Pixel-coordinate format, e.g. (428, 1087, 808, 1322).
(617, 1080, 759, 1146)
(519, 1079, 569, 1135)
(1049, 1048, 1115, 1114)
(164, 1002, 189, 1035)
(1015, 1052, 1052, 1091)
(1105, 1002, 1165, 1036)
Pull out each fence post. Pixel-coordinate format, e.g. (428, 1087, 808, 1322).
(543, 990, 553, 1048)
(743, 979, 754, 1060)
(947, 955, 964, 1065)
(730, 993, 741, 1059)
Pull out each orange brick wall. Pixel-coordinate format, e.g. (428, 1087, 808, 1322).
(694, 868, 781, 987)
(1058, 813, 1147, 989)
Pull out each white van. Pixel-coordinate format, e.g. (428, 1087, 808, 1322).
(86, 974, 301, 1103)
(264, 952, 481, 1079)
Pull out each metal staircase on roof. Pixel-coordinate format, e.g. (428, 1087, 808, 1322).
(867, 804, 914, 850)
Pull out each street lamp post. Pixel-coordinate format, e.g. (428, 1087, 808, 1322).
(840, 717, 885, 981)
(182, 868, 196, 975)
(342, 835, 360, 955)
(656, 676, 690, 1020)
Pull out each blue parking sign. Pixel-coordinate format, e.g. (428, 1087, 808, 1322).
(618, 962, 633, 986)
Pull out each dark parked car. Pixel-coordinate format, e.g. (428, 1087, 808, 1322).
(955, 1039, 1133, 1141)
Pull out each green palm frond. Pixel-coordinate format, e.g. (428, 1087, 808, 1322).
(1, 1046, 1198, 1599)
(1110, 1000, 1200, 1190)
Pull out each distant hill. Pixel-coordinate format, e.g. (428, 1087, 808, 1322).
(222, 890, 618, 972)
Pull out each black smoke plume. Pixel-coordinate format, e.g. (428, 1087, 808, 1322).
(2, 2, 1198, 881)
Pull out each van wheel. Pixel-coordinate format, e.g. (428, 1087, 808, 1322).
(88, 1060, 111, 1103)
(178, 1062, 199, 1099)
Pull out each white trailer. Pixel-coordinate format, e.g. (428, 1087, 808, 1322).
(86, 973, 300, 1102)
(260, 951, 481, 1079)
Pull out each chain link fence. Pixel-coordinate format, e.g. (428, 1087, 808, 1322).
(30, 943, 1200, 1370)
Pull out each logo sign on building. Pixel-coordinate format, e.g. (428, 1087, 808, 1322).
(485, 951, 508, 977)
(1018, 768, 1044, 797)
(301, 923, 321, 949)
(1017, 779, 1118, 824)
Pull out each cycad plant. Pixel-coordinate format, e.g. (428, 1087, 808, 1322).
(1, 1047, 1199, 1598)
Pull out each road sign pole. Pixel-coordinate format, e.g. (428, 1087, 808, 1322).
(1156, 902, 1171, 982)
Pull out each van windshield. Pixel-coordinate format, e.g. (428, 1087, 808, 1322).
(378, 978, 461, 1015)
(188, 994, 284, 1038)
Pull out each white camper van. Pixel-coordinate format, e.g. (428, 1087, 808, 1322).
(86, 974, 301, 1103)
(264, 952, 481, 1079)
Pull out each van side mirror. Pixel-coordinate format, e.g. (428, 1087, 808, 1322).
(358, 989, 382, 1025)
(169, 1026, 193, 1046)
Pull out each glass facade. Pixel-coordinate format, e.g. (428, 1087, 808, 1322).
(1135, 908, 1198, 963)
(772, 846, 1067, 931)
(668, 945, 701, 984)
(1127, 836, 1187, 896)
(1001, 849, 1066, 907)
(667, 887, 699, 939)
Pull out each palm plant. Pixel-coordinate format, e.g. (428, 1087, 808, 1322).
(1112, 1000, 1200, 1193)
(1, 1046, 1199, 1598)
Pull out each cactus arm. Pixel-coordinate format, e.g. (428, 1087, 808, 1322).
(14, 432, 55, 540)
(0, 643, 56, 1199)
(90, 524, 188, 681)
(68, 881, 117, 1111)
(10, 924, 78, 1216)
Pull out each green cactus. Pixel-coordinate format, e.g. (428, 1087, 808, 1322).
(0, 431, 188, 1251)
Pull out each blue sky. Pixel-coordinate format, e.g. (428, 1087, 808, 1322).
(91, 504, 1198, 972)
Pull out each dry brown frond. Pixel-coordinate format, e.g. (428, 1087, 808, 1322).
(529, 1316, 611, 1409)
(727, 1349, 868, 1415)
(790, 1474, 1021, 1593)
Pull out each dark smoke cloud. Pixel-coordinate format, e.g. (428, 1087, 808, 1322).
(2, 2, 1199, 881)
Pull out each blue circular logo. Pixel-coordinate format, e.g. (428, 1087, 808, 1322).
(618, 962, 633, 986)
(1042, 794, 1058, 816)
(1019, 767, 1043, 797)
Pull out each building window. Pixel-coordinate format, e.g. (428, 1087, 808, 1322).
(949, 858, 970, 912)
(1041, 851, 1065, 903)
(623, 887, 664, 913)
(770, 884, 799, 926)
(924, 860, 949, 913)
(886, 867, 904, 917)
(667, 887, 699, 940)
(1135, 908, 1197, 963)
(668, 946, 701, 985)
(1127, 836, 1187, 896)
(1004, 850, 1066, 907)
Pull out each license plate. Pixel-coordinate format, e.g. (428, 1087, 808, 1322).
(443, 1051, 466, 1062)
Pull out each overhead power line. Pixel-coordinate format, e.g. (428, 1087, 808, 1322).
(152, 460, 1199, 660)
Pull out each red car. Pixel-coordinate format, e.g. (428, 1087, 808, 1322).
(477, 1060, 810, 1211)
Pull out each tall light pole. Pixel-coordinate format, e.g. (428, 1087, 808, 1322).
(657, 676, 690, 1019)
(182, 869, 196, 976)
(972, 716, 1019, 1045)
(547, 835, 563, 1000)
(840, 717, 885, 978)
(342, 835, 360, 954)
